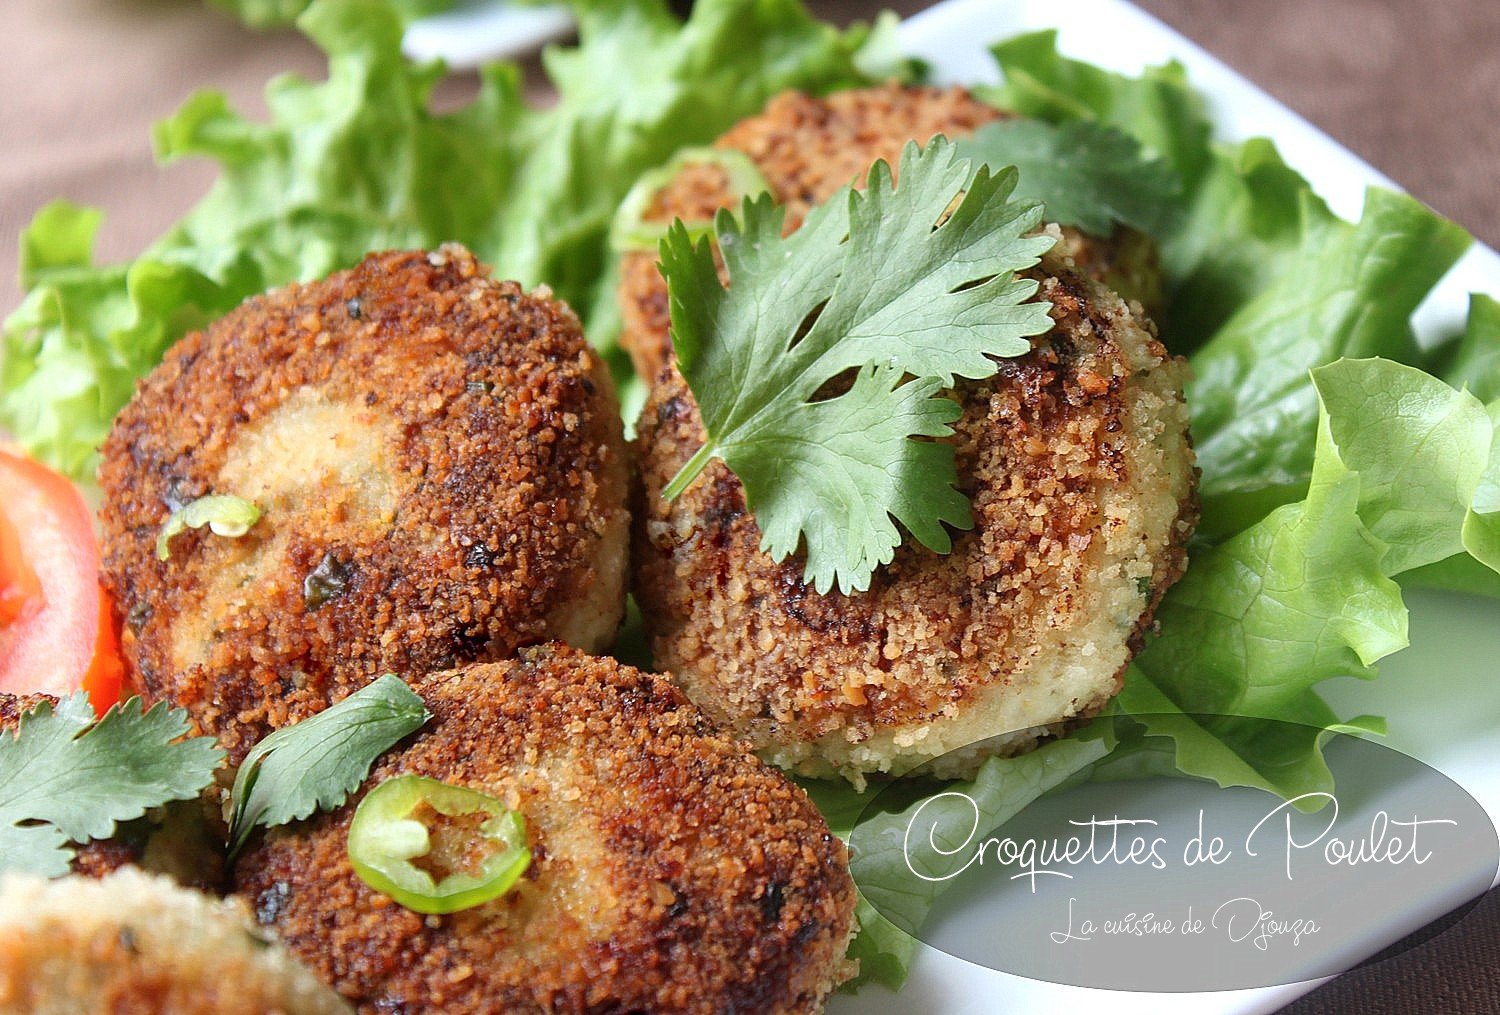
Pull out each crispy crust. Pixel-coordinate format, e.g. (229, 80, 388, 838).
(622, 86, 1198, 782)
(231, 646, 856, 1015)
(0, 692, 56, 728)
(98, 247, 629, 764)
(0, 869, 350, 1015)
(634, 260, 1198, 781)
(618, 83, 1159, 381)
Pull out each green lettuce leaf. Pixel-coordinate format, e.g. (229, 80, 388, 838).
(1119, 468, 1405, 800)
(506, 0, 879, 314)
(1311, 358, 1499, 576)
(1188, 190, 1471, 536)
(208, 0, 452, 30)
(1401, 547, 1500, 599)
(980, 31, 1472, 383)
(979, 30, 1212, 190)
(3, 204, 241, 479)
(2, 0, 889, 480)
(1158, 137, 1325, 347)
(3, 0, 516, 478)
(1405, 297, 1500, 596)
(982, 32, 1297, 343)
(795, 778, 919, 991)
(1121, 358, 1500, 798)
(1436, 293, 1500, 404)
(979, 31, 1326, 350)
(799, 730, 1111, 991)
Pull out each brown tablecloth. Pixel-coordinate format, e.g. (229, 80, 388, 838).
(3, 1, 1498, 1011)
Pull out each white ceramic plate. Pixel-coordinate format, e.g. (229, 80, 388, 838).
(403, 1, 573, 68)
(827, 1, 1500, 1013)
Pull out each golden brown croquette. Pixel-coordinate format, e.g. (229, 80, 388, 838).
(617, 83, 1163, 382)
(0, 868, 351, 1014)
(623, 89, 1198, 784)
(232, 646, 856, 1015)
(98, 246, 629, 764)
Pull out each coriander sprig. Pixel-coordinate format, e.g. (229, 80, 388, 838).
(955, 118, 1180, 236)
(659, 136, 1056, 594)
(0, 676, 432, 877)
(0, 695, 223, 878)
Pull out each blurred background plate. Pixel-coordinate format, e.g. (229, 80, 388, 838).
(403, 1, 573, 68)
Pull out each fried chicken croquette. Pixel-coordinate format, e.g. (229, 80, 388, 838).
(98, 247, 629, 763)
(232, 646, 856, 1015)
(0, 868, 350, 1014)
(625, 88, 1198, 784)
(617, 83, 1164, 382)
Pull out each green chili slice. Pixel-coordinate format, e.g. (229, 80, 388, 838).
(608, 147, 770, 253)
(156, 494, 261, 560)
(347, 775, 530, 915)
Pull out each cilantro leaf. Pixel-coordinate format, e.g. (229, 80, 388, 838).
(228, 674, 430, 855)
(659, 137, 1056, 594)
(735, 365, 973, 594)
(956, 118, 1181, 236)
(0, 695, 223, 878)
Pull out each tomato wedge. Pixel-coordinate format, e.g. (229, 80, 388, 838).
(0, 447, 123, 712)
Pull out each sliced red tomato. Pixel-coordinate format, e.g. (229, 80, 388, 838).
(0, 506, 41, 628)
(0, 447, 123, 712)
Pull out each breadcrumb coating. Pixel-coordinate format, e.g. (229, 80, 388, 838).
(98, 247, 629, 763)
(232, 646, 856, 1015)
(0, 692, 59, 729)
(0, 868, 350, 1014)
(623, 86, 1198, 783)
